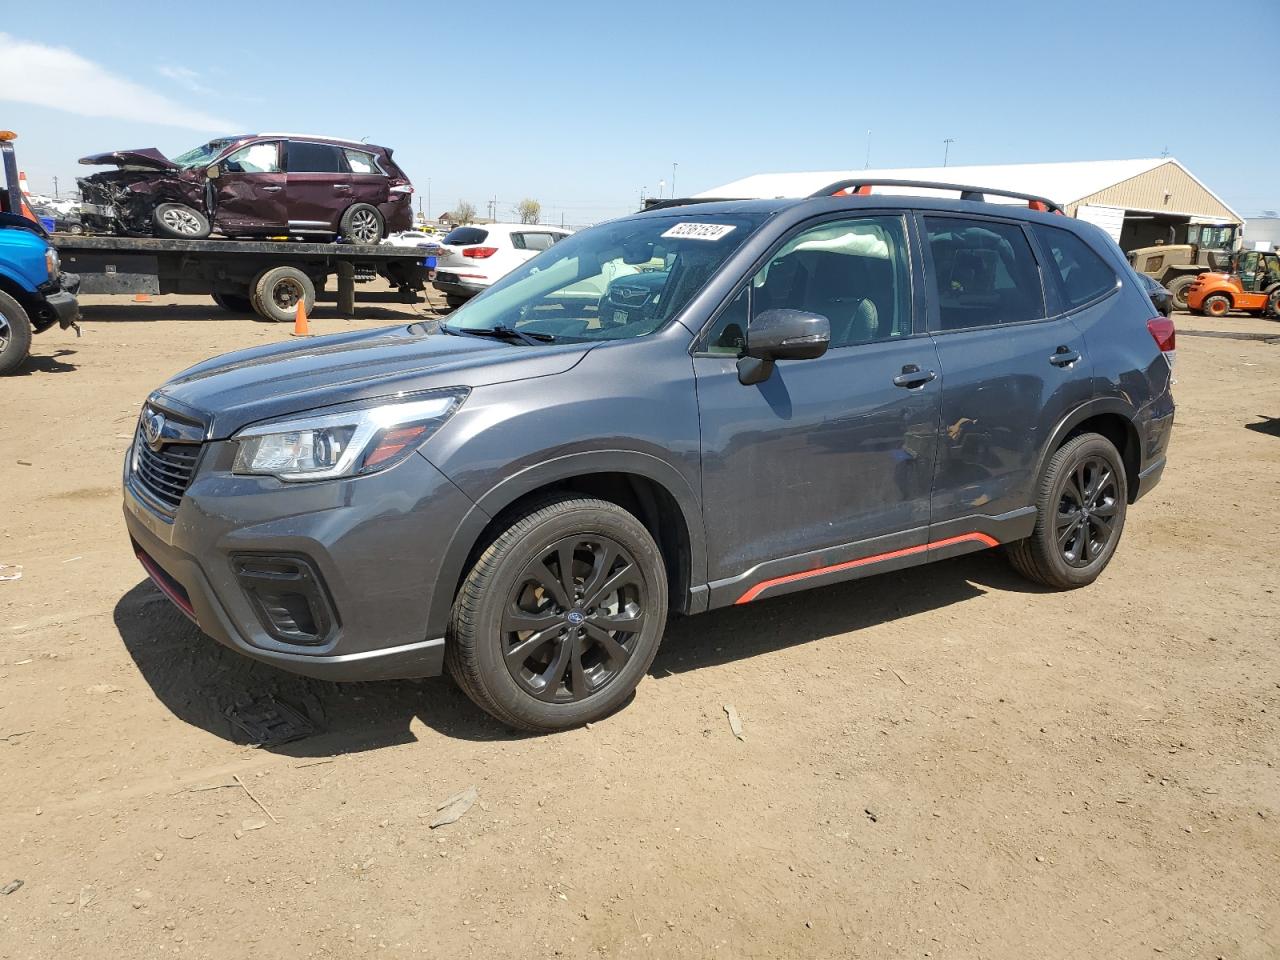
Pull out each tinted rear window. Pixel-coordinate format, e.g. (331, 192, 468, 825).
(925, 217, 1046, 330)
(1033, 225, 1118, 309)
(443, 227, 489, 245)
(288, 141, 345, 173)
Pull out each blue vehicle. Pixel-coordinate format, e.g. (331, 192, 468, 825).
(0, 131, 79, 374)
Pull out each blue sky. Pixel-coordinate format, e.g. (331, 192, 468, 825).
(1, 0, 1275, 225)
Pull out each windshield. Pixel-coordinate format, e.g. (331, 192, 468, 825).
(171, 138, 238, 169)
(444, 213, 765, 343)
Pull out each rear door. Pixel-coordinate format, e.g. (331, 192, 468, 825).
(285, 140, 350, 233)
(339, 146, 389, 207)
(210, 140, 285, 232)
(920, 213, 1093, 540)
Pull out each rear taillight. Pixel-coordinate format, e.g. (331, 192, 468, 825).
(1147, 316, 1175, 352)
(462, 246, 498, 259)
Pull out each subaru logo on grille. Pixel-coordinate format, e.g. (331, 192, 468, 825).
(143, 411, 166, 449)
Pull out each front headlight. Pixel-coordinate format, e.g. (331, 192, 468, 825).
(232, 388, 468, 482)
(45, 247, 59, 278)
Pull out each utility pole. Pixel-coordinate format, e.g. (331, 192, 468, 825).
(671, 161, 678, 198)
(658, 179, 666, 200)
(426, 178, 431, 220)
(864, 130, 872, 169)
(942, 138, 956, 167)
(52, 175, 59, 198)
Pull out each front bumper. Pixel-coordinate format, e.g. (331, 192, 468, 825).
(122, 435, 485, 681)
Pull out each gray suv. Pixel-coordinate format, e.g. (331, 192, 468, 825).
(123, 180, 1175, 732)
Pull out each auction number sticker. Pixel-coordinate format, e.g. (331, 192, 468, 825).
(661, 222, 737, 241)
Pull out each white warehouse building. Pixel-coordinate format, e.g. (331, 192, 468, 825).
(697, 158, 1242, 254)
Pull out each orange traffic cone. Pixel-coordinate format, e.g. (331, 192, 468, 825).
(133, 293, 151, 302)
(291, 299, 310, 337)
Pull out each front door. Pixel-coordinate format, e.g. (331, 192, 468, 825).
(210, 140, 285, 233)
(693, 214, 942, 604)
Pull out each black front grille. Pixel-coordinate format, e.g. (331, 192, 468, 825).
(133, 433, 200, 510)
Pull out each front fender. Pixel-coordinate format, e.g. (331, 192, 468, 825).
(422, 448, 709, 640)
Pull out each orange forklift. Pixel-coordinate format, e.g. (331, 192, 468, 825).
(1186, 249, 1280, 318)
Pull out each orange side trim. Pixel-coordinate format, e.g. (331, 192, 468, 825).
(734, 532, 999, 604)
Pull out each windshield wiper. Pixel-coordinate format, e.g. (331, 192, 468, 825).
(457, 324, 557, 345)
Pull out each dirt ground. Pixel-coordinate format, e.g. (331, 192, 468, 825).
(2, 286, 1278, 960)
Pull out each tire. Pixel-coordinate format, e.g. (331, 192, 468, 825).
(1266, 286, 1280, 320)
(68, 223, 85, 236)
(445, 294, 467, 310)
(0, 289, 33, 376)
(250, 266, 316, 323)
(1166, 275, 1194, 312)
(1201, 293, 1231, 318)
(152, 203, 211, 240)
(211, 291, 255, 314)
(1006, 433, 1128, 590)
(446, 496, 669, 732)
(339, 204, 384, 244)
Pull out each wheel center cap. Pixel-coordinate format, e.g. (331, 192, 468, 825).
(566, 609, 585, 626)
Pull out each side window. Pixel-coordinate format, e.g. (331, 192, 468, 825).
(516, 232, 556, 252)
(343, 149, 378, 174)
(223, 141, 280, 174)
(700, 287, 749, 355)
(287, 141, 345, 173)
(750, 216, 913, 348)
(924, 217, 1046, 330)
(1032, 224, 1119, 309)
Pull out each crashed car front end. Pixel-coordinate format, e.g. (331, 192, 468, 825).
(76, 148, 207, 236)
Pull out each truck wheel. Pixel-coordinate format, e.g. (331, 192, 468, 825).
(211, 291, 255, 314)
(1202, 294, 1232, 318)
(1006, 433, 1128, 590)
(1166, 276, 1194, 312)
(340, 204, 384, 244)
(251, 266, 316, 323)
(153, 203, 211, 240)
(0, 289, 33, 376)
(446, 496, 668, 732)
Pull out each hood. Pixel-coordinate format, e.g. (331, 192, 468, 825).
(150, 324, 589, 438)
(78, 148, 178, 171)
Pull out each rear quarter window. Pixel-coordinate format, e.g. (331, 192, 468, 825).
(443, 227, 489, 245)
(1033, 225, 1119, 309)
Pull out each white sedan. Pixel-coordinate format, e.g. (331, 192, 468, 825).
(432, 223, 571, 307)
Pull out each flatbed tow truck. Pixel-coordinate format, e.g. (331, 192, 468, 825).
(50, 234, 434, 322)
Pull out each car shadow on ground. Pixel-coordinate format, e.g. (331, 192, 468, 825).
(114, 550, 1040, 755)
(15, 348, 78, 374)
(1244, 414, 1280, 438)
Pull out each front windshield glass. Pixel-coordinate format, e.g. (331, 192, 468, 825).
(171, 138, 238, 169)
(445, 213, 766, 343)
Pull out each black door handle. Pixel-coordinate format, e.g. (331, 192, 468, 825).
(1049, 346, 1081, 367)
(893, 364, 937, 389)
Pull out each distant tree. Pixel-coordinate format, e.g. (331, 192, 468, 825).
(454, 200, 477, 224)
(517, 198, 542, 224)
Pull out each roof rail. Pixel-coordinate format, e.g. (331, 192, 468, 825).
(641, 196, 739, 212)
(809, 178, 1066, 214)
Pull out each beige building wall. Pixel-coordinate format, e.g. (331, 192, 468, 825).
(1066, 161, 1240, 223)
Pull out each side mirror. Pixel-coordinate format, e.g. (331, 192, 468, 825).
(206, 164, 220, 180)
(737, 308, 830, 385)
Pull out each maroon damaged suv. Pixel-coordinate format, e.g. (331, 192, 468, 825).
(77, 134, 414, 243)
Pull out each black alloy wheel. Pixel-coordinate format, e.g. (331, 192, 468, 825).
(1006, 432, 1128, 590)
(501, 534, 647, 703)
(446, 496, 668, 732)
(1055, 455, 1120, 567)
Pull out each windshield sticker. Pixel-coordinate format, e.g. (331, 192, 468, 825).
(661, 222, 737, 242)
